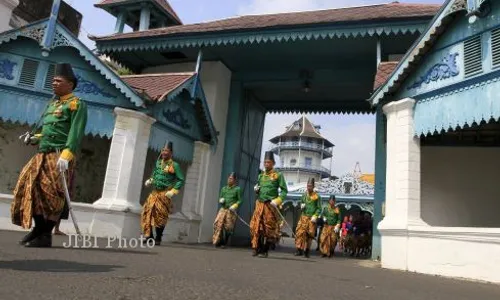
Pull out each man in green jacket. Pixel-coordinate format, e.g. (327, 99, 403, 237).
(12, 63, 87, 248)
(294, 177, 321, 258)
(142, 141, 185, 245)
(319, 195, 342, 258)
(213, 172, 242, 248)
(250, 151, 287, 258)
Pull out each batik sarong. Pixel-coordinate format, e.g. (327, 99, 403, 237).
(11, 152, 73, 229)
(141, 189, 172, 237)
(212, 208, 237, 245)
(319, 224, 339, 256)
(249, 200, 280, 249)
(294, 215, 316, 250)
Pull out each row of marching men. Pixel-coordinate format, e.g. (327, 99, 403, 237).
(211, 150, 373, 258)
(8, 61, 370, 253)
(140, 148, 373, 258)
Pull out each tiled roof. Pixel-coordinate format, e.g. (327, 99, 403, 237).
(359, 174, 375, 185)
(121, 72, 194, 101)
(93, 2, 440, 41)
(373, 61, 399, 91)
(95, 0, 182, 25)
(270, 116, 334, 147)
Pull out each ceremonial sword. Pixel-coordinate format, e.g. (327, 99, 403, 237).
(60, 169, 81, 237)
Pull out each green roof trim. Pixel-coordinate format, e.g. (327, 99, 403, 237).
(95, 21, 428, 52)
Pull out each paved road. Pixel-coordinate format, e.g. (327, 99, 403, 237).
(0, 230, 498, 300)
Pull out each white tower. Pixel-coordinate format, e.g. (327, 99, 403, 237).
(269, 116, 334, 187)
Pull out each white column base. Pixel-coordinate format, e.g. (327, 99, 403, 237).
(378, 219, 409, 270)
(379, 223, 500, 284)
(88, 207, 141, 239)
(92, 197, 142, 214)
(163, 212, 201, 243)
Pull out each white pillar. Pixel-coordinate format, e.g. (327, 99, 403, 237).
(93, 108, 156, 213)
(90, 108, 156, 238)
(0, 0, 19, 31)
(378, 98, 424, 270)
(164, 141, 211, 243)
(180, 141, 210, 219)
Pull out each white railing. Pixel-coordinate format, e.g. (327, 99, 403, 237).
(277, 163, 330, 174)
(270, 142, 333, 154)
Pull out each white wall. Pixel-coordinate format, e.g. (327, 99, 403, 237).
(278, 149, 323, 168)
(0, 121, 109, 204)
(0, 0, 18, 32)
(143, 61, 232, 242)
(281, 171, 320, 186)
(421, 146, 500, 227)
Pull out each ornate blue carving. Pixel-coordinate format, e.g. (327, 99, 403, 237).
(162, 107, 191, 130)
(408, 53, 460, 90)
(74, 74, 116, 98)
(0, 59, 16, 80)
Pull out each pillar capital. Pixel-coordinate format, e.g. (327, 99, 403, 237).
(382, 98, 415, 116)
(114, 107, 156, 125)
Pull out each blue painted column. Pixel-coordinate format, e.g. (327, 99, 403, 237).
(372, 105, 387, 261)
(220, 80, 247, 245)
(220, 80, 244, 190)
(139, 6, 151, 31)
(114, 11, 126, 33)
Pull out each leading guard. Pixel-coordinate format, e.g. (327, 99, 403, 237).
(142, 141, 185, 245)
(250, 151, 287, 258)
(12, 63, 87, 247)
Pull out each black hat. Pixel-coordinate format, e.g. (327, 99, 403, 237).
(55, 63, 77, 89)
(163, 141, 173, 151)
(264, 151, 275, 162)
(307, 177, 315, 185)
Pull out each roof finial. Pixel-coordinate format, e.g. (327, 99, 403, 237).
(41, 0, 62, 57)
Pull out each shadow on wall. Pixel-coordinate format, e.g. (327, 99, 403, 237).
(0, 121, 35, 193)
(72, 135, 111, 204)
(421, 146, 500, 228)
(0, 121, 111, 204)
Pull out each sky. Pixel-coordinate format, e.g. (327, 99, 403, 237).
(67, 0, 444, 176)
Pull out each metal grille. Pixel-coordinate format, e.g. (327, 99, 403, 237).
(492, 28, 500, 68)
(44, 64, 55, 90)
(18, 59, 39, 87)
(464, 36, 483, 77)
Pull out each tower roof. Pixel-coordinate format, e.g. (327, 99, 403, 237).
(270, 116, 334, 147)
(95, 0, 182, 26)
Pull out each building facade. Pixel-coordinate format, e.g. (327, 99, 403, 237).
(371, 0, 500, 284)
(0, 0, 218, 243)
(0, 0, 442, 254)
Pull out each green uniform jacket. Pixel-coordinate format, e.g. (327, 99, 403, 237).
(322, 205, 341, 226)
(300, 192, 321, 217)
(151, 159, 185, 191)
(36, 94, 88, 155)
(257, 170, 287, 203)
(219, 185, 242, 209)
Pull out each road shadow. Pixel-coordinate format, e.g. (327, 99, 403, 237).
(265, 256, 317, 263)
(0, 259, 123, 273)
(52, 245, 158, 255)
